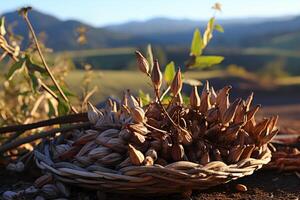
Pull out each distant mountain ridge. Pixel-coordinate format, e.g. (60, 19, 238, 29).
(1, 10, 300, 51)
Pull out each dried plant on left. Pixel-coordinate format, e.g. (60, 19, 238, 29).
(0, 7, 97, 165)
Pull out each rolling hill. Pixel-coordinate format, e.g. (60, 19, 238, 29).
(1, 10, 300, 51)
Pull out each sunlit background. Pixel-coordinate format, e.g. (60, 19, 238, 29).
(1, 0, 300, 129)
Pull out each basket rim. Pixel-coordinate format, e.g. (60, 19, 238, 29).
(34, 144, 271, 186)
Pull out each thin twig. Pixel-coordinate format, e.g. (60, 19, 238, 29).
(22, 13, 78, 113)
(0, 122, 91, 153)
(0, 112, 88, 134)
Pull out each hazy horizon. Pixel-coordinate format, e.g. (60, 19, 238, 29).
(0, 0, 299, 26)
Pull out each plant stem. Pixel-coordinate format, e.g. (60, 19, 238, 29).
(0, 112, 88, 134)
(22, 14, 78, 113)
(0, 122, 91, 153)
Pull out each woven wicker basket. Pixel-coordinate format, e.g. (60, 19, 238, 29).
(34, 140, 271, 194)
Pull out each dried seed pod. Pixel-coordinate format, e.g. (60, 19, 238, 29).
(116, 157, 132, 169)
(222, 98, 241, 125)
(2, 191, 17, 200)
(34, 196, 45, 200)
(41, 184, 59, 199)
(135, 51, 149, 74)
(73, 129, 98, 145)
(98, 152, 123, 166)
(55, 144, 71, 156)
(150, 140, 162, 151)
(190, 86, 200, 108)
(76, 141, 97, 157)
(130, 106, 145, 123)
(206, 107, 219, 123)
(246, 104, 260, 122)
(119, 129, 133, 141)
(227, 145, 245, 163)
(100, 128, 120, 138)
(25, 186, 38, 195)
(55, 181, 70, 197)
(127, 92, 140, 109)
(75, 156, 93, 166)
(103, 138, 127, 153)
(200, 150, 210, 165)
(128, 144, 145, 165)
(210, 86, 217, 105)
(179, 128, 193, 145)
(151, 59, 163, 92)
(88, 146, 112, 160)
(171, 144, 185, 161)
(34, 174, 53, 188)
(95, 136, 111, 146)
(87, 103, 103, 124)
(199, 81, 211, 113)
(217, 85, 231, 116)
(129, 132, 146, 146)
(170, 68, 182, 96)
(239, 144, 255, 160)
(213, 149, 222, 161)
(234, 101, 247, 124)
(245, 92, 254, 111)
(128, 123, 148, 135)
(155, 158, 168, 166)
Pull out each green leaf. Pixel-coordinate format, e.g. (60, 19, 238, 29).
(214, 24, 224, 33)
(48, 85, 75, 97)
(164, 61, 176, 85)
(28, 73, 40, 92)
(190, 28, 203, 56)
(146, 44, 154, 71)
(25, 55, 47, 75)
(138, 90, 151, 106)
(7, 58, 25, 80)
(58, 99, 70, 116)
(190, 56, 224, 68)
(47, 99, 56, 117)
(0, 17, 6, 36)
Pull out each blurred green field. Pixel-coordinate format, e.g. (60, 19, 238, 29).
(65, 70, 224, 103)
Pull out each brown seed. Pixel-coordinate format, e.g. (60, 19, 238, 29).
(135, 51, 149, 74)
(151, 59, 163, 92)
(144, 156, 154, 166)
(190, 85, 200, 108)
(235, 184, 247, 192)
(170, 68, 183, 96)
(128, 144, 145, 165)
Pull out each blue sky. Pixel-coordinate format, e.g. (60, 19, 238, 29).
(0, 0, 299, 26)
